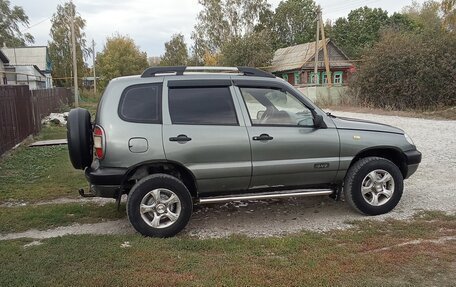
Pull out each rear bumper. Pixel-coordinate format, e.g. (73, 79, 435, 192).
(404, 149, 422, 179)
(85, 166, 127, 185)
(85, 166, 127, 198)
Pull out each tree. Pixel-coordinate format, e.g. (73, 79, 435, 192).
(96, 34, 148, 88)
(442, 0, 456, 31)
(330, 7, 392, 58)
(402, 1, 442, 34)
(350, 30, 456, 110)
(160, 34, 189, 66)
(0, 0, 34, 46)
(191, 0, 270, 63)
(271, 0, 317, 48)
(48, 2, 88, 87)
(220, 30, 273, 67)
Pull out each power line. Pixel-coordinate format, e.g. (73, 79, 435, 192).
(21, 0, 67, 33)
(20, 17, 51, 33)
(324, 0, 383, 17)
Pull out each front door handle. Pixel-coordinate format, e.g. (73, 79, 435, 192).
(169, 134, 192, 142)
(253, 134, 273, 141)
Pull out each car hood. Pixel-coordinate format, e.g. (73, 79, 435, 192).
(331, 116, 404, 134)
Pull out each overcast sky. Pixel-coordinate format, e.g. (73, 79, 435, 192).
(13, 0, 424, 61)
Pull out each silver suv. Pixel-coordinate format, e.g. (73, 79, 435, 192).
(67, 66, 421, 237)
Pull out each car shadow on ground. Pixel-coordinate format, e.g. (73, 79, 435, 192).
(184, 196, 360, 238)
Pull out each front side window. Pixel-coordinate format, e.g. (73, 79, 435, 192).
(168, 87, 238, 125)
(240, 87, 314, 126)
(119, 84, 162, 123)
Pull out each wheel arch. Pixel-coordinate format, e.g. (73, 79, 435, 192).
(349, 146, 408, 178)
(121, 160, 198, 198)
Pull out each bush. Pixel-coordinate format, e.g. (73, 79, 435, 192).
(350, 30, 456, 110)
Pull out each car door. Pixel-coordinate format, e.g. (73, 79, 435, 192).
(162, 79, 251, 194)
(234, 81, 340, 189)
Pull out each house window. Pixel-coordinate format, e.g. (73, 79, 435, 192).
(282, 74, 288, 81)
(334, 71, 343, 85)
(309, 72, 320, 84)
(322, 72, 328, 84)
(294, 72, 300, 85)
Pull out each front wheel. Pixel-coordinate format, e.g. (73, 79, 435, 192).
(127, 174, 193, 237)
(344, 157, 403, 215)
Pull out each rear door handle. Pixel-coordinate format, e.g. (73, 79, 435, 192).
(169, 134, 192, 142)
(253, 134, 273, 141)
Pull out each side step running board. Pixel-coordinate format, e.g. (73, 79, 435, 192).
(197, 189, 334, 204)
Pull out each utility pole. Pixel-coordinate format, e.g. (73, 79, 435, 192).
(320, 11, 332, 87)
(313, 5, 320, 86)
(92, 39, 97, 95)
(70, 1, 79, 107)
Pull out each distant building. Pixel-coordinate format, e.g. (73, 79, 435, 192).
(1, 46, 53, 88)
(7, 65, 47, 89)
(82, 76, 99, 89)
(269, 39, 354, 86)
(148, 56, 161, 66)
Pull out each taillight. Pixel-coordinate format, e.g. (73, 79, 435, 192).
(93, 125, 105, 159)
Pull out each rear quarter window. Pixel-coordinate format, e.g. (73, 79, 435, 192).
(118, 83, 162, 123)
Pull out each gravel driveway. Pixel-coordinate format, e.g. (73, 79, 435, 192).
(2, 111, 455, 240)
(184, 111, 456, 238)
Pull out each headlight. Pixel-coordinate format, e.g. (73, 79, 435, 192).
(404, 133, 415, 145)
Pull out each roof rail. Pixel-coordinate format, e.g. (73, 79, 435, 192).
(141, 66, 186, 77)
(141, 66, 275, 78)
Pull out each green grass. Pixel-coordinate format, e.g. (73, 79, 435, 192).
(0, 102, 454, 286)
(80, 95, 99, 117)
(0, 213, 454, 287)
(35, 124, 67, 141)
(0, 145, 86, 202)
(0, 203, 125, 233)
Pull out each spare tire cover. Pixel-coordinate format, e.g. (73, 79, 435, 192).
(67, 108, 93, 169)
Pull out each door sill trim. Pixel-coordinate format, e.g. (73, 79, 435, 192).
(197, 189, 334, 204)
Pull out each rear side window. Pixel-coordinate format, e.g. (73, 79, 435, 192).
(118, 84, 162, 123)
(168, 87, 238, 125)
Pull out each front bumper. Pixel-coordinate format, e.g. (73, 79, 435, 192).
(403, 149, 422, 179)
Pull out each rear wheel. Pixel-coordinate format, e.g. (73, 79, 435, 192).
(344, 157, 403, 215)
(127, 174, 192, 238)
(67, 108, 93, 169)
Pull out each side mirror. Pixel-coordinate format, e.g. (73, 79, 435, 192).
(257, 110, 265, 120)
(313, 113, 327, 129)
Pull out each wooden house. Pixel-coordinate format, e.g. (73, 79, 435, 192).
(269, 39, 354, 86)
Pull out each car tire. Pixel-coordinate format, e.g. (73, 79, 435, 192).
(67, 108, 93, 170)
(127, 174, 193, 238)
(344, 157, 403, 215)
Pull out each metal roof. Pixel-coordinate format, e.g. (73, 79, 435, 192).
(1, 46, 51, 72)
(269, 39, 330, 73)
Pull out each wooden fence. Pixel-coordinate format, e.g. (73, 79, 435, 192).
(0, 85, 72, 155)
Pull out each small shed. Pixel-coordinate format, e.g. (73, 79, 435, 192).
(269, 39, 354, 86)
